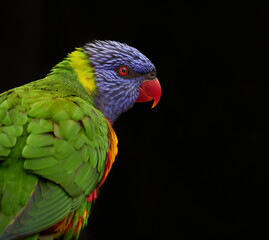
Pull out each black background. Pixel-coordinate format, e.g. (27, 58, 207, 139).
(1, 1, 269, 239)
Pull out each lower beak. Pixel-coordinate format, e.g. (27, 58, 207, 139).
(135, 78, 161, 108)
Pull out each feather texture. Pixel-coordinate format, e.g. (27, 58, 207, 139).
(0, 82, 113, 239)
(0, 40, 157, 239)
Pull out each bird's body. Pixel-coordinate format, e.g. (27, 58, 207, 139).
(0, 41, 161, 240)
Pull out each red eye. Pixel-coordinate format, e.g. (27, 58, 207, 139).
(118, 66, 129, 76)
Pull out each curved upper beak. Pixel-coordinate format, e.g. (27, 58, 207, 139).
(135, 78, 161, 108)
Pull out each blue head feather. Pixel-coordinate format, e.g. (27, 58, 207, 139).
(84, 40, 156, 123)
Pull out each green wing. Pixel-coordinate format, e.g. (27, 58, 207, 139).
(0, 89, 109, 239)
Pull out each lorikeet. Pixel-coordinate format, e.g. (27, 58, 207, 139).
(0, 40, 161, 240)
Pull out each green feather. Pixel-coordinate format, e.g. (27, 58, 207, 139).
(81, 116, 94, 140)
(81, 145, 90, 164)
(0, 145, 10, 158)
(63, 101, 84, 121)
(73, 135, 85, 150)
(59, 119, 81, 140)
(0, 50, 111, 240)
(22, 145, 54, 158)
(24, 156, 58, 170)
(27, 119, 54, 134)
(26, 134, 55, 147)
(0, 132, 17, 148)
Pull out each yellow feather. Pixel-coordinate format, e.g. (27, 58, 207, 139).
(69, 49, 96, 95)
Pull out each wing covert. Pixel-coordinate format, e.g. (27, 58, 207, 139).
(23, 96, 110, 198)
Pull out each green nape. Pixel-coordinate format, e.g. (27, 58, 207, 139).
(47, 48, 96, 104)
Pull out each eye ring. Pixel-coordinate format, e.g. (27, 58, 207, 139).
(149, 71, 157, 79)
(118, 66, 129, 76)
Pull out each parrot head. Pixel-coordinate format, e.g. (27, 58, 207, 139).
(84, 41, 161, 123)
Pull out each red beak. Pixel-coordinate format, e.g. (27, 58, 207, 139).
(135, 78, 161, 108)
